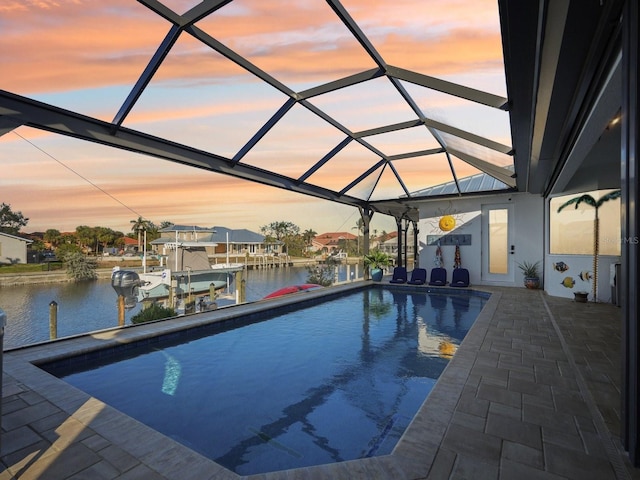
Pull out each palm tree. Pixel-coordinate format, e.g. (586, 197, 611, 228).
(43, 228, 62, 248)
(302, 229, 317, 250)
(352, 218, 365, 255)
(557, 190, 620, 302)
(130, 216, 151, 253)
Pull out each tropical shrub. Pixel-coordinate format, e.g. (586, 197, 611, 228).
(517, 260, 540, 278)
(63, 252, 97, 281)
(131, 303, 177, 324)
(306, 265, 334, 286)
(363, 250, 392, 270)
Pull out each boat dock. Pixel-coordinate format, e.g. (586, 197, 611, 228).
(210, 255, 361, 270)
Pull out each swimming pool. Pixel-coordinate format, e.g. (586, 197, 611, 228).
(43, 286, 487, 476)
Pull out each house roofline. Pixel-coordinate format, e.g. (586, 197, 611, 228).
(0, 232, 33, 243)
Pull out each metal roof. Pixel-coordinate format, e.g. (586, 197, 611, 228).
(152, 225, 265, 244)
(411, 171, 512, 198)
(159, 225, 215, 233)
(210, 227, 265, 244)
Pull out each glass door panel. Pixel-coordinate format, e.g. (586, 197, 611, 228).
(482, 204, 514, 282)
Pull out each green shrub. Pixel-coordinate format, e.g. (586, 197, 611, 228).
(131, 303, 177, 324)
(56, 243, 83, 259)
(306, 265, 334, 286)
(363, 250, 392, 270)
(63, 252, 97, 281)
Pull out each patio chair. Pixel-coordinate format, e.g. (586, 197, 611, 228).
(450, 268, 470, 287)
(389, 266, 408, 284)
(428, 267, 448, 286)
(407, 268, 427, 285)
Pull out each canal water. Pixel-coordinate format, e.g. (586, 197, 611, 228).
(1, 265, 362, 350)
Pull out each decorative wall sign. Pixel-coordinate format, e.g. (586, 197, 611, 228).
(427, 234, 472, 246)
(554, 261, 569, 272)
(579, 271, 593, 281)
(427, 202, 466, 234)
(439, 215, 456, 231)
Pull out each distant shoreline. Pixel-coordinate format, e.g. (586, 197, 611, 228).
(0, 257, 361, 287)
(0, 269, 114, 287)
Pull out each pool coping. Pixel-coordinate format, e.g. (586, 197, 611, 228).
(3, 281, 498, 480)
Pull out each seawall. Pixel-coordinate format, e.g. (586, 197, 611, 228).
(0, 258, 361, 287)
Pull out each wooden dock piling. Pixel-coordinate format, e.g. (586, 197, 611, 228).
(49, 301, 57, 339)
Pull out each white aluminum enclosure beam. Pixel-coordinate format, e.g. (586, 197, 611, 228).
(387, 65, 509, 110)
(0, 90, 371, 211)
(447, 148, 517, 187)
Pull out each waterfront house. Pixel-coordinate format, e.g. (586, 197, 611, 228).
(311, 232, 357, 256)
(121, 236, 139, 254)
(0, 232, 33, 265)
(210, 226, 283, 256)
(150, 225, 283, 259)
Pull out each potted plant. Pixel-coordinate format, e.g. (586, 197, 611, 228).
(363, 250, 392, 282)
(517, 260, 541, 289)
(574, 291, 589, 303)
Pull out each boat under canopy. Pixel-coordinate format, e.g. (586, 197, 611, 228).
(112, 242, 244, 308)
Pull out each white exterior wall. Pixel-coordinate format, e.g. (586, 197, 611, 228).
(415, 191, 619, 303)
(544, 253, 620, 303)
(0, 233, 30, 264)
(416, 192, 544, 288)
(544, 200, 621, 303)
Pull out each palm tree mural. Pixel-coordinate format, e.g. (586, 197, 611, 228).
(557, 190, 620, 302)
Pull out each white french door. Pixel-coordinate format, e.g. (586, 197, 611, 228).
(481, 204, 515, 283)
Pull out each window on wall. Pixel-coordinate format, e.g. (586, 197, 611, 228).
(549, 189, 621, 256)
(488, 208, 509, 274)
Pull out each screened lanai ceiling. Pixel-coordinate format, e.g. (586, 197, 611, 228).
(2, 0, 620, 224)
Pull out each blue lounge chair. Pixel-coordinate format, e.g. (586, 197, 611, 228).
(450, 268, 470, 287)
(428, 267, 448, 286)
(389, 266, 408, 284)
(407, 268, 427, 285)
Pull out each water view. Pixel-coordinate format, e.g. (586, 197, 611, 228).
(1, 265, 361, 350)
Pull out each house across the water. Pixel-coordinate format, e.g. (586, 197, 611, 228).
(0, 232, 33, 265)
(311, 232, 357, 256)
(150, 225, 284, 260)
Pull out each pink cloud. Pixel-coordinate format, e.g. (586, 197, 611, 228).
(2, 0, 504, 94)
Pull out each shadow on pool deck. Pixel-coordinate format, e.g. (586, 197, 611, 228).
(2, 284, 640, 479)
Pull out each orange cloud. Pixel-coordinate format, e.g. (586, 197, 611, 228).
(1, 126, 380, 234)
(4, 172, 378, 235)
(2, 0, 504, 95)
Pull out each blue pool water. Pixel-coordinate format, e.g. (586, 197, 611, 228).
(44, 287, 487, 475)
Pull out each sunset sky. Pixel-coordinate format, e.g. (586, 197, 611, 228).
(0, 0, 509, 237)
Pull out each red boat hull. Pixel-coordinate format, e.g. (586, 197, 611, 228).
(263, 284, 323, 299)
